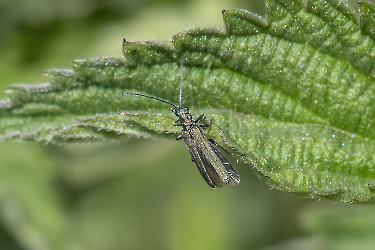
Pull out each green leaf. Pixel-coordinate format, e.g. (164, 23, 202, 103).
(360, 1, 375, 41)
(1, 0, 375, 203)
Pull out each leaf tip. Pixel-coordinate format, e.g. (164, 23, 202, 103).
(0, 99, 12, 110)
(3, 82, 55, 94)
(123, 38, 132, 46)
(69, 59, 84, 69)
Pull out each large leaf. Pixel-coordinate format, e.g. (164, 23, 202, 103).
(1, 0, 375, 203)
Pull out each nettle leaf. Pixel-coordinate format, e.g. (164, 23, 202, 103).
(1, 0, 375, 203)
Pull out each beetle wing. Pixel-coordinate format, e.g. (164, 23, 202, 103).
(207, 140, 240, 186)
(182, 127, 219, 188)
(182, 126, 240, 188)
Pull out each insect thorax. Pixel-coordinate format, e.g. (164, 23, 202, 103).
(172, 106, 193, 126)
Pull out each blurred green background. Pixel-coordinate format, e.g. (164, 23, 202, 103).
(1, 0, 375, 249)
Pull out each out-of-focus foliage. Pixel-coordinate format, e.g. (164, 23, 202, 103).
(1, 0, 375, 250)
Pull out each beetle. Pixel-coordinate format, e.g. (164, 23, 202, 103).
(123, 62, 240, 188)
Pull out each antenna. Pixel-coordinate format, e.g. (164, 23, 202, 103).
(122, 59, 185, 108)
(122, 93, 176, 108)
(179, 58, 184, 107)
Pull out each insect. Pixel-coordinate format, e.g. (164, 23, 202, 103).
(123, 65, 240, 188)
